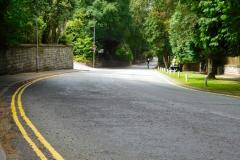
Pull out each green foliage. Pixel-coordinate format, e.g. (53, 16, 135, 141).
(1, 0, 240, 67)
(128, 0, 150, 61)
(198, 0, 238, 55)
(41, 0, 76, 43)
(66, 0, 133, 62)
(116, 43, 133, 63)
(144, 14, 171, 58)
(3, 0, 35, 45)
(73, 36, 93, 61)
(169, 4, 199, 63)
(87, 0, 131, 57)
(74, 55, 88, 63)
(65, 9, 88, 42)
(0, 0, 75, 48)
(65, 10, 93, 62)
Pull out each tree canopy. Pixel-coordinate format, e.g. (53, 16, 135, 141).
(1, 0, 240, 71)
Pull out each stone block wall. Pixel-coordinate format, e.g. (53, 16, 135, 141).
(224, 65, 240, 75)
(0, 44, 73, 75)
(224, 56, 240, 75)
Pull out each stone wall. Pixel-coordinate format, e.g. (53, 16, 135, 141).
(0, 44, 73, 75)
(224, 56, 240, 75)
(224, 65, 240, 75)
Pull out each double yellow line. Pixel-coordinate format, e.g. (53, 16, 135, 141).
(11, 77, 64, 160)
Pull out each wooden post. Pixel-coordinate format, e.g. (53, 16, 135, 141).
(205, 75, 208, 87)
(185, 73, 188, 82)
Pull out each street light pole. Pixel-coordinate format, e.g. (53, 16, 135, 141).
(93, 22, 96, 68)
(35, 18, 39, 72)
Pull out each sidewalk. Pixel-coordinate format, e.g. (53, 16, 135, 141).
(0, 69, 79, 96)
(0, 69, 79, 160)
(73, 61, 96, 71)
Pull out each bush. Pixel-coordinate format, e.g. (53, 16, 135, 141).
(116, 43, 133, 64)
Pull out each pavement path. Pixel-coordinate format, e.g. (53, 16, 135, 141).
(10, 64, 240, 160)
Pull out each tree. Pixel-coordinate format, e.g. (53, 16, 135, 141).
(143, 0, 177, 68)
(1, 0, 36, 47)
(0, 0, 10, 48)
(129, 0, 150, 62)
(41, 0, 76, 43)
(169, 3, 199, 64)
(0, 0, 76, 48)
(67, 0, 132, 63)
(144, 14, 171, 68)
(198, 0, 240, 78)
(65, 9, 94, 62)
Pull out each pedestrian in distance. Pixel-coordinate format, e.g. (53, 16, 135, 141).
(146, 58, 150, 69)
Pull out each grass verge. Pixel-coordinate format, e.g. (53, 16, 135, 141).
(158, 70, 240, 97)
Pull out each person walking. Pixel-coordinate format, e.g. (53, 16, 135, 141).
(146, 58, 150, 69)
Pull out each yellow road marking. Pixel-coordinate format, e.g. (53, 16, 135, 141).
(11, 75, 65, 160)
(11, 86, 47, 160)
(18, 81, 64, 160)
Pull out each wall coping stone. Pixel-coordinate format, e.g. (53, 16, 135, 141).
(17, 44, 72, 48)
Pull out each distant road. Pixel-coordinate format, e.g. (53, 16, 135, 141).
(15, 64, 240, 160)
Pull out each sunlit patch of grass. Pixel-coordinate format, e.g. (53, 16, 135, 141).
(159, 70, 240, 97)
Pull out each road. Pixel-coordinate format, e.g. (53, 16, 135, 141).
(14, 64, 240, 160)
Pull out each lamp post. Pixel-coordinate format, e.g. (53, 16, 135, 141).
(35, 18, 39, 72)
(93, 22, 96, 68)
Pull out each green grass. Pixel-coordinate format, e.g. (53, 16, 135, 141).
(158, 70, 240, 97)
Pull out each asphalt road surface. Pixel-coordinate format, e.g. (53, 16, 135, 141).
(15, 65, 240, 160)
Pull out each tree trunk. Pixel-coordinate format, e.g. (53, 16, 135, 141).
(207, 58, 217, 79)
(42, 24, 50, 43)
(163, 53, 169, 69)
(52, 27, 57, 43)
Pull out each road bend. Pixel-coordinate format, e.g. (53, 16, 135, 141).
(15, 67, 240, 160)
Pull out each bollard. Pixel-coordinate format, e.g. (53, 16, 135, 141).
(185, 73, 188, 82)
(204, 75, 208, 87)
(178, 71, 180, 78)
(158, 66, 160, 70)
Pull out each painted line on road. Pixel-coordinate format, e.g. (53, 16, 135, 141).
(11, 85, 48, 160)
(18, 81, 64, 160)
(11, 75, 65, 160)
